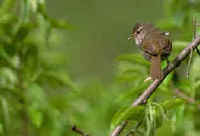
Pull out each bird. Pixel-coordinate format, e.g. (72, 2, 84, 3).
(128, 23, 172, 80)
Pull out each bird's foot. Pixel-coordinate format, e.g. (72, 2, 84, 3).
(144, 76, 153, 82)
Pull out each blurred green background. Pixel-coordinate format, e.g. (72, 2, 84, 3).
(0, 0, 200, 136)
(47, 0, 163, 82)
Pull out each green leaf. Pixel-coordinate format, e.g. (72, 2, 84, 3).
(37, 71, 77, 90)
(29, 0, 38, 13)
(160, 73, 173, 92)
(48, 18, 73, 30)
(155, 121, 173, 136)
(0, 67, 17, 89)
(177, 80, 193, 94)
(162, 98, 184, 110)
(157, 18, 179, 29)
(110, 106, 144, 131)
(22, 44, 40, 84)
(117, 82, 149, 105)
(0, 0, 16, 14)
(28, 107, 43, 128)
(26, 83, 46, 128)
(173, 40, 190, 52)
(0, 97, 9, 133)
(26, 83, 45, 104)
(191, 56, 200, 82)
(116, 61, 148, 82)
(22, 0, 30, 22)
(14, 22, 36, 42)
(117, 53, 149, 67)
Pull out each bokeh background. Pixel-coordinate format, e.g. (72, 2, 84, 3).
(47, 0, 163, 82)
(0, 0, 200, 136)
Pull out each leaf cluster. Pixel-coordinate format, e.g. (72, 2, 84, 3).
(0, 0, 76, 136)
(111, 0, 200, 135)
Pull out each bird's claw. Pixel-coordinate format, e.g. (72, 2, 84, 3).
(144, 77, 153, 82)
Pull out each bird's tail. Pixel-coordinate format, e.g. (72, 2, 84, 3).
(150, 55, 163, 80)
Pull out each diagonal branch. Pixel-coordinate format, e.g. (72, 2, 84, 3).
(110, 36, 200, 136)
(72, 125, 90, 136)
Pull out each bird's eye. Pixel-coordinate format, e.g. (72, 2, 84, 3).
(136, 26, 143, 34)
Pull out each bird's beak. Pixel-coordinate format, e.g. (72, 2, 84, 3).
(128, 34, 134, 40)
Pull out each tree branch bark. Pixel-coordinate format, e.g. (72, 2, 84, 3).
(110, 36, 200, 136)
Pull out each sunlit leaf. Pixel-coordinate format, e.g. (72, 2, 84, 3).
(37, 71, 77, 90)
(0, 67, 17, 89)
(156, 121, 173, 136)
(162, 98, 184, 110)
(0, 97, 9, 133)
(48, 18, 73, 30)
(28, 107, 43, 128)
(110, 106, 144, 131)
(0, 0, 16, 14)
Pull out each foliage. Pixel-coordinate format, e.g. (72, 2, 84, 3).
(0, 0, 200, 136)
(0, 0, 76, 136)
(111, 0, 200, 136)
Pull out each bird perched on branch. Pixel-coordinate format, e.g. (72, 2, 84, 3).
(128, 23, 172, 80)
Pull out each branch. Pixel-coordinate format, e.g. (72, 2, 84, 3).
(110, 36, 200, 136)
(72, 125, 90, 136)
(111, 121, 128, 136)
(193, 16, 200, 56)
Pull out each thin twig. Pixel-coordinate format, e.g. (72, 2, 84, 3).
(187, 16, 199, 79)
(72, 125, 89, 136)
(111, 121, 128, 136)
(186, 16, 196, 79)
(186, 48, 193, 79)
(110, 36, 200, 136)
(193, 16, 200, 56)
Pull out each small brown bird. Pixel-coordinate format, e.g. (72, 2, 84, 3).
(128, 23, 172, 80)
